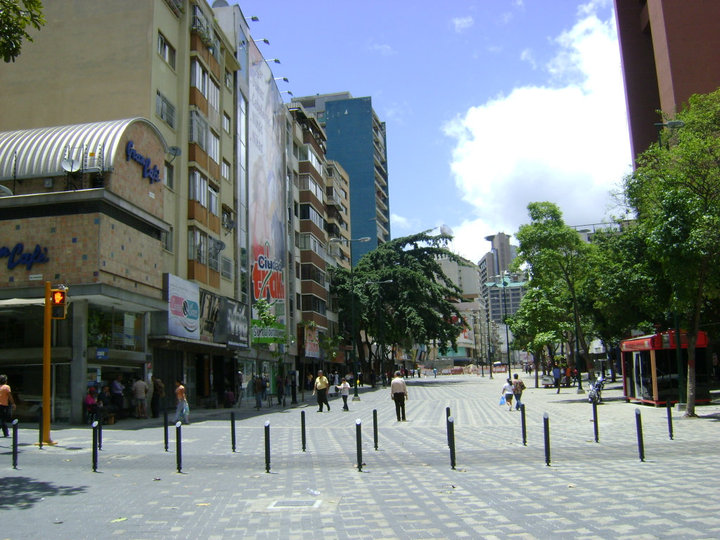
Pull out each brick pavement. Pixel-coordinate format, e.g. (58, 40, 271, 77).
(1, 374, 719, 539)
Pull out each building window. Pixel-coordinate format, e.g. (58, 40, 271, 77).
(223, 113, 231, 133)
(189, 170, 208, 207)
(221, 256, 233, 279)
(164, 161, 174, 189)
(208, 79, 220, 115)
(161, 227, 174, 253)
(208, 236, 221, 271)
(208, 184, 219, 216)
(157, 32, 176, 68)
(221, 160, 231, 182)
(188, 228, 207, 264)
(156, 91, 176, 128)
(189, 110, 209, 150)
(208, 130, 219, 164)
(299, 203, 325, 230)
(191, 59, 209, 96)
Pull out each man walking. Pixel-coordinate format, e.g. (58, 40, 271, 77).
(390, 371, 408, 421)
(552, 363, 562, 394)
(0, 374, 15, 437)
(313, 370, 330, 412)
(512, 373, 525, 410)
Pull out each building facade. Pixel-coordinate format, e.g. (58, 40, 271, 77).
(614, 0, 720, 162)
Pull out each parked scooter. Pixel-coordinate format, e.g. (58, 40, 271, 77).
(587, 375, 605, 404)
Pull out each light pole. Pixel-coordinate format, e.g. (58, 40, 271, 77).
(501, 272, 512, 379)
(330, 236, 370, 401)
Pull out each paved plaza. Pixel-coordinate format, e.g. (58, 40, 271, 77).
(1, 373, 719, 539)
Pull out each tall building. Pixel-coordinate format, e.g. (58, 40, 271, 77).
(614, 0, 720, 162)
(291, 93, 390, 265)
(0, 0, 292, 422)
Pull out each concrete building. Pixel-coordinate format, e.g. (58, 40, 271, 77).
(291, 93, 390, 265)
(0, 0, 289, 421)
(614, 0, 720, 162)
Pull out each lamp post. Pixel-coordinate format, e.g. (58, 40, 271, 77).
(330, 236, 371, 401)
(501, 272, 513, 380)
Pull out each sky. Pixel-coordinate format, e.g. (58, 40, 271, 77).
(236, 0, 632, 263)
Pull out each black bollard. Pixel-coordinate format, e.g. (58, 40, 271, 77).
(176, 422, 182, 473)
(447, 416, 456, 470)
(635, 408, 645, 462)
(543, 413, 551, 466)
(291, 376, 297, 405)
(446, 407, 451, 447)
(666, 401, 674, 440)
(355, 419, 363, 472)
(520, 403, 527, 446)
(92, 421, 99, 472)
(264, 421, 271, 473)
(230, 412, 237, 453)
(12, 419, 19, 469)
(373, 409, 378, 451)
(97, 419, 103, 451)
(301, 411, 306, 452)
(163, 409, 169, 452)
(592, 399, 599, 443)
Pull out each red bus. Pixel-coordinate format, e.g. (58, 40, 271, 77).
(620, 330, 711, 406)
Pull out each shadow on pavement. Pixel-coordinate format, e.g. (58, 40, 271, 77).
(0, 477, 87, 510)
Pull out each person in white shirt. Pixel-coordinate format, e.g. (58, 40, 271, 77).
(337, 377, 351, 411)
(390, 371, 408, 421)
(501, 378, 514, 411)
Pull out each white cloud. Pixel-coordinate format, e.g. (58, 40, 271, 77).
(443, 1, 631, 263)
(391, 213, 421, 232)
(452, 16, 474, 33)
(520, 48, 537, 69)
(369, 42, 396, 56)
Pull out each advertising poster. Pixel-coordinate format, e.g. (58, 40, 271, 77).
(167, 274, 200, 340)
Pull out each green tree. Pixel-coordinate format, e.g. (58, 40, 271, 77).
(1, 0, 44, 63)
(625, 88, 720, 416)
(330, 230, 466, 373)
(514, 202, 594, 374)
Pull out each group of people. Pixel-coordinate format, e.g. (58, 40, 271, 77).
(500, 373, 526, 411)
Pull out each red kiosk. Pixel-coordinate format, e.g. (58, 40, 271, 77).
(620, 330, 711, 405)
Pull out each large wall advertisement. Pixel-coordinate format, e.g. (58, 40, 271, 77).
(247, 41, 286, 336)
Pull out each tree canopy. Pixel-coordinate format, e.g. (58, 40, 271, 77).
(0, 0, 44, 63)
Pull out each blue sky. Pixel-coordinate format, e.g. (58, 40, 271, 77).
(236, 0, 632, 262)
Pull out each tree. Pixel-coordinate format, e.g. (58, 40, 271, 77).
(330, 230, 466, 373)
(514, 202, 594, 374)
(624, 88, 720, 416)
(0, 0, 44, 63)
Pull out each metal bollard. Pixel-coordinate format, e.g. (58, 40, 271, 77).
(635, 408, 645, 462)
(373, 409, 378, 451)
(12, 419, 19, 469)
(97, 419, 103, 451)
(230, 412, 236, 453)
(543, 413, 551, 466)
(666, 401, 674, 440)
(176, 422, 182, 473)
(264, 421, 271, 473)
(446, 407, 451, 447)
(163, 409, 169, 452)
(38, 407, 43, 449)
(520, 404, 527, 446)
(592, 400, 599, 443)
(301, 411, 306, 452)
(447, 416, 456, 470)
(355, 419, 363, 472)
(92, 421, 99, 472)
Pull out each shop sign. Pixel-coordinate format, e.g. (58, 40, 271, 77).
(125, 140, 161, 184)
(0, 242, 49, 270)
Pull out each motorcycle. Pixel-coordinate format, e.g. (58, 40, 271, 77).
(587, 375, 605, 404)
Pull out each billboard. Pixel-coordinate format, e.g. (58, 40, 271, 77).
(167, 274, 200, 340)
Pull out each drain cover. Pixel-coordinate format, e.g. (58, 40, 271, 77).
(268, 500, 321, 509)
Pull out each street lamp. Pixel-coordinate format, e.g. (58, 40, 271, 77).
(330, 236, 371, 400)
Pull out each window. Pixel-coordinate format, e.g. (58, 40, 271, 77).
(191, 59, 209, 96)
(299, 174, 323, 200)
(189, 110, 208, 150)
(156, 91, 176, 128)
(301, 264, 325, 286)
(188, 228, 207, 264)
(223, 113, 231, 133)
(208, 184, 219, 216)
(221, 160, 231, 182)
(299, 204, 325, 230)
(164, 161, 174, 189)
(225, 70, 233, 89)
(301, 295, 326, 315)
(189, 170, 208, 207)
(208, 236, 221, 271)
(157, 32, 176, 68)
(161, 227, 174, 253)
(208, 130, 219, 163)
(221, 256, 233, 279)
(208, 79, 220, 114)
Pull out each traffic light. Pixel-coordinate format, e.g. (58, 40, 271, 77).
(50, 288, 68, 319)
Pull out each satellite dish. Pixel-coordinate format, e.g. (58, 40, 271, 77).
(217, 241, 226, 252)
(61, 158, 81, 173)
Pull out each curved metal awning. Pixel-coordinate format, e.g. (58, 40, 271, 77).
(0, 118, 168, 181)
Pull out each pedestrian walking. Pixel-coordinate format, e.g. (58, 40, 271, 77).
(151, 376, 165, 418)
(501, 378, 514, 411)
(337, 377, 351, 411)
(132, 377, 148, 418)
(512, 373, 525, 410)
(253, 375, 264, 410)
(111, 374, 125, 416)
(552, 364, 562, 394)
(0, 374, 16, 437)
(390, 371, 408, 421)
(174, 379, 189, 424)
(313, 370, 330, 412)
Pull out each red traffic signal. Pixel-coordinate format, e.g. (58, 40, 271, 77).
(50, 288, 68, 319)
